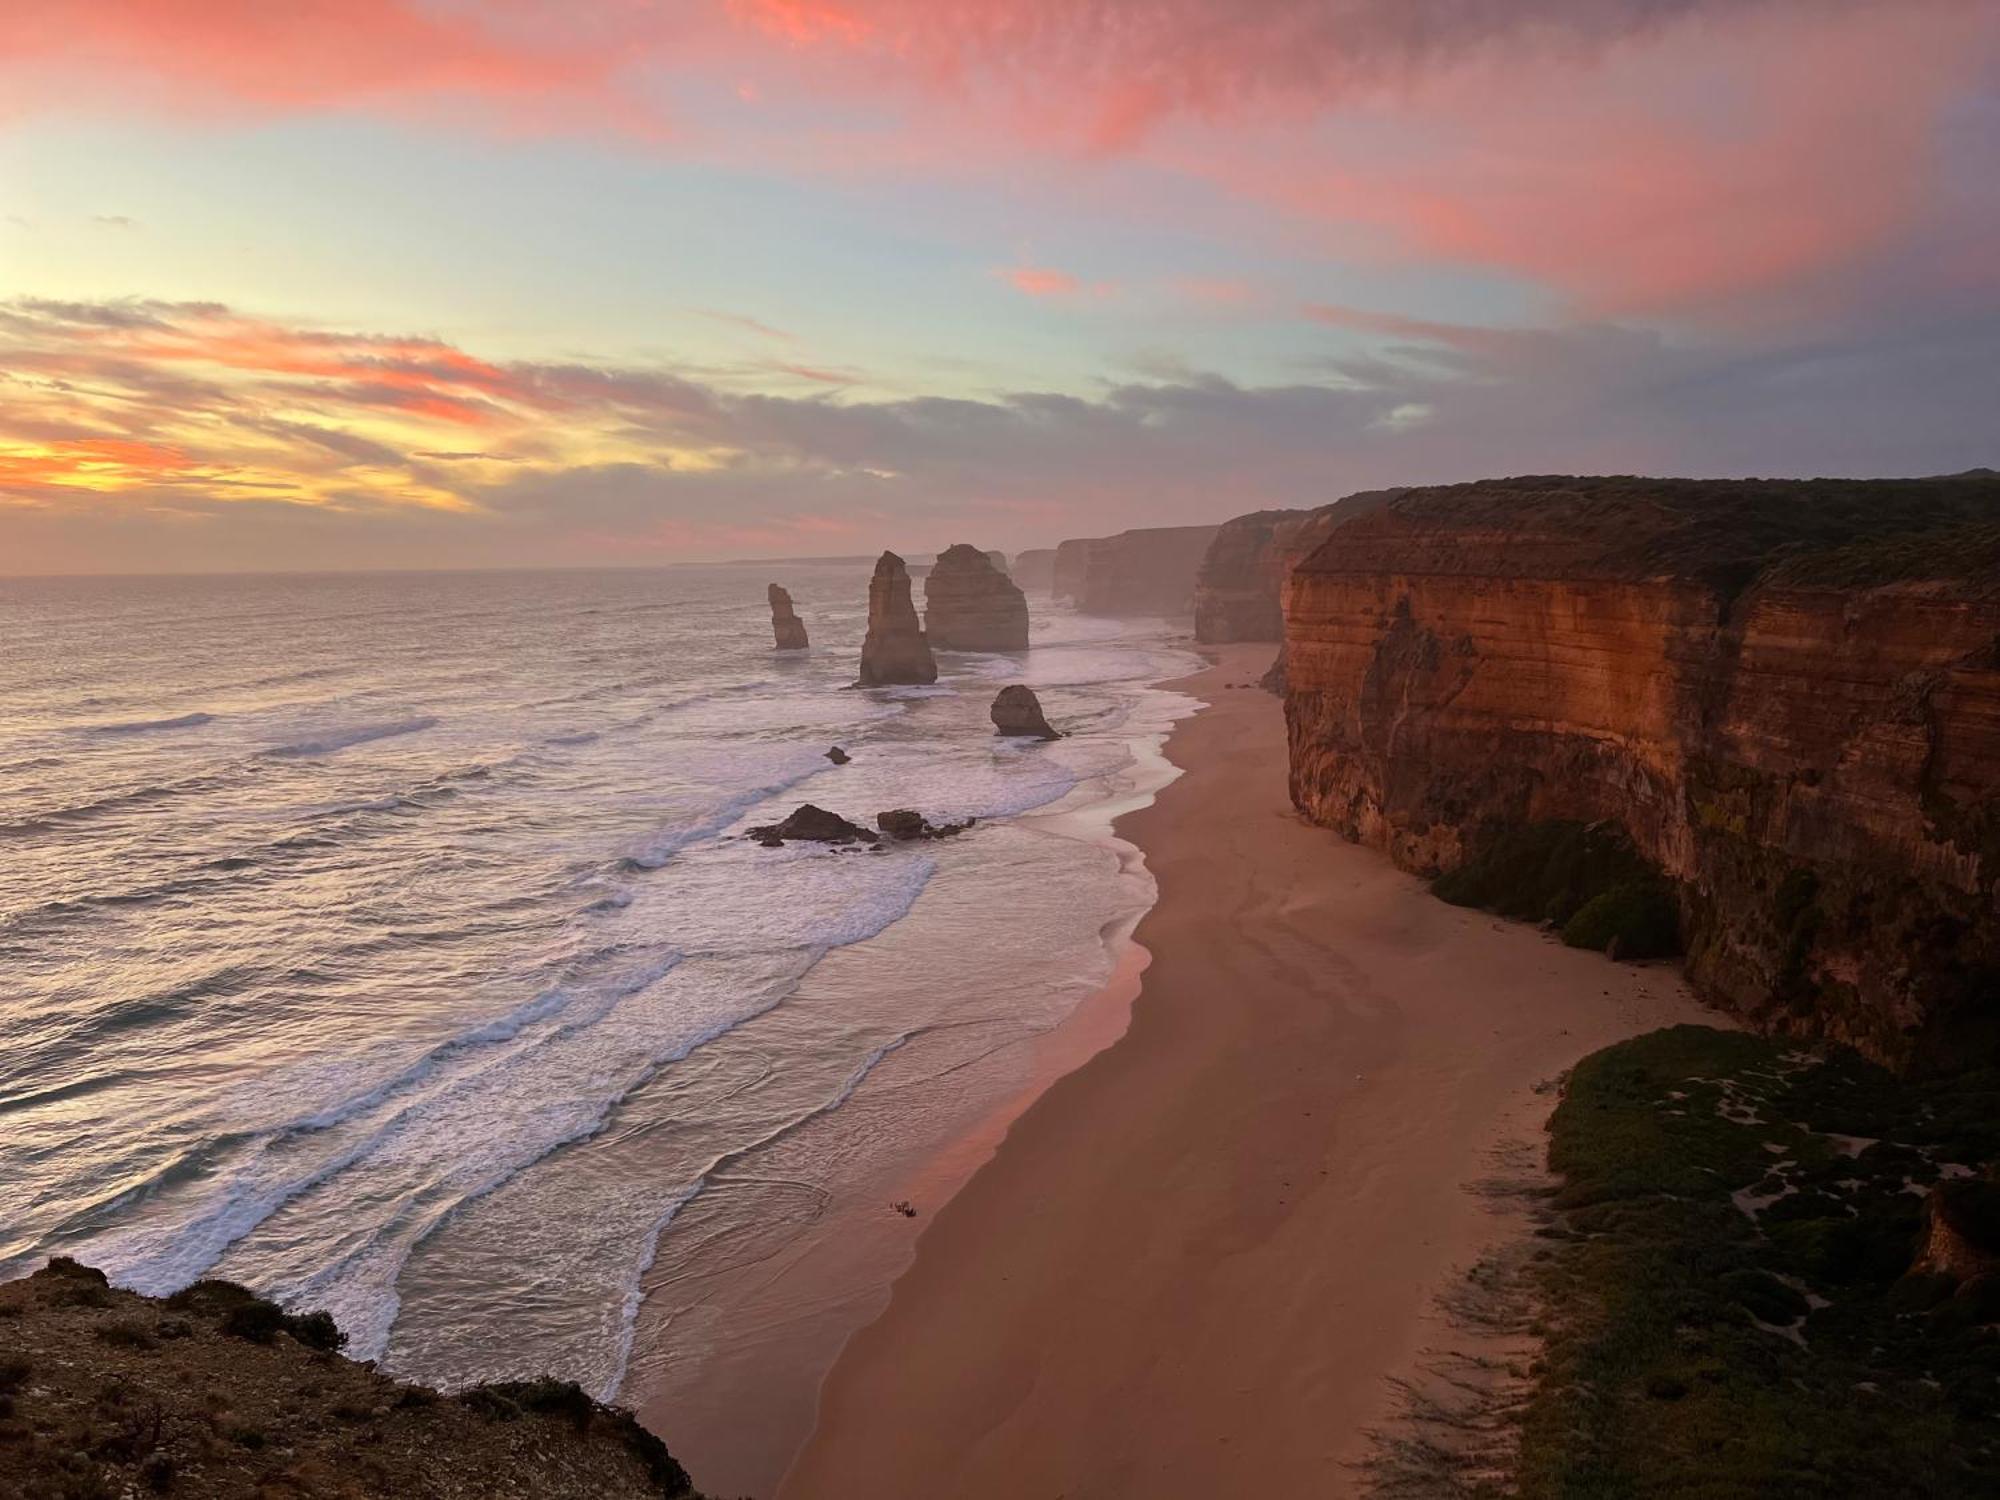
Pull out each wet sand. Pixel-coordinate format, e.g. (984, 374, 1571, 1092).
(781, 643, 1712, 1499)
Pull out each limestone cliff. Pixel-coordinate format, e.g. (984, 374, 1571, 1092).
(1012, 548, 1057, 592)
(767, 582, 808, 649)
(1284, 474, 2000, 1070)
(1193, 490, 1404, 644)
(1051, 537, 1102, 602)
(924, 542, 1030, 651)
(856, 550, 938, 686)
(1050, 525, 1220, 616)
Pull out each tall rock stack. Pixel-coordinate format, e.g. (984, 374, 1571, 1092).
(924, 543, 1030, 651)
(856, 551, 939, 686)
(768, 583, 809, 649)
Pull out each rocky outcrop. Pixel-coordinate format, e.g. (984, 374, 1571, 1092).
(0, 1260, 698, 1500)
(1912, 1179, 2000, 1281)
(768, 583, 808, 649)
(1284, 474, 2000, 1071)
(855, 551, 938, 686)
(1051, 525, 1221, 615)
(1012, 548, 1057, 593)
(747, 804, 878, 845)
(924, 543, 1030, 651)
(1194, 490, 1405, 643)
(991, 684, 1061, 740)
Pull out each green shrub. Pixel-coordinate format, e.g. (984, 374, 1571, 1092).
(1561, 879, 1680, 958)
(1434, 819, 1682, 957)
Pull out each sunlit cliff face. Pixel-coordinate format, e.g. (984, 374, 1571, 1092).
(2, 1, 1996, 571)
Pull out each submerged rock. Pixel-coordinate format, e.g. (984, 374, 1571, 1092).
(746, 804, 878, 846)
(991, 685, 1062, 740)
(768, 583, 809, 650)
(924, 543, 1029, 651)
(876, 809, 976, 841)
(855, 551, 938, 686)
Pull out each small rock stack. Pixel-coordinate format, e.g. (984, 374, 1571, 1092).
(768, 583, 809, 650)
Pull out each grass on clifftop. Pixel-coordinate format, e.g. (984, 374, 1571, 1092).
(1432, 820, 1681, 961)
(1513, 1026, 2000, 1499)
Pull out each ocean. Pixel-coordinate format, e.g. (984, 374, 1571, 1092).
(0, 563, 1196, 1433)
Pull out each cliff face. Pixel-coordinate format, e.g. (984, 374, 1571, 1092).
(1012, 548, 1056, 592)
(924, 542, 1030, 650)
(1194, 489, 1405, 644)
(1051, 538, 1103, 601)
(856, 551, 938, 685)
(1192, 509, 1312, 642)
(1284, 475, 2000, 1070)
(1050, 525, 1220, 616)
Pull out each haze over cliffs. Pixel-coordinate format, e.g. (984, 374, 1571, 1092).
(1281, 474, 2000, 1070)
(1049, 525, 1219, 616)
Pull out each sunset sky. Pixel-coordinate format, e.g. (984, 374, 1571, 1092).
(3, 0, 1997, 573)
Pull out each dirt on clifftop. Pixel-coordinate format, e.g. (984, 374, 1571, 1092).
(0, 1259, 699, 1500)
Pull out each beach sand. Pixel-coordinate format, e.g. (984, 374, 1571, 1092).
(779, 644, 1713, 1499)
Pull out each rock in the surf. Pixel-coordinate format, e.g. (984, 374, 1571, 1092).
(991, 684, 1061, 740)
(825, 745, 851, 765)
(855, 552, 937, 686)
(746, 804, 878, 846)
(768, 583, 808, 650)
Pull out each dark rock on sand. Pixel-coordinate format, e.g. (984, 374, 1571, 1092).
(768, 583, 809, 650)
(856, 551, 938, 686)
(991, 684, 1061, 740)
(825, 745, 851, 764)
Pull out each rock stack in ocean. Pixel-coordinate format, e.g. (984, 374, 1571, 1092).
(768, 583, 808, 649)
(991, 685, 1061, 740)
(924, 543, 1030, 651)
(855, 551, 938, 686)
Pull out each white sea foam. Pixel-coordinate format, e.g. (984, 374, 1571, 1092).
(0, 564, 1201, 1402)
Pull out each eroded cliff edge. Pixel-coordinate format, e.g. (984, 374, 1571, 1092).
(1283, 474, 2000, 1070)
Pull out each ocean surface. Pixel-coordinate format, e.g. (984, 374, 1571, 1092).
(0, 564, 1197, 1407)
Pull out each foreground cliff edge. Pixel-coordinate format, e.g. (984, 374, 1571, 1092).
(1282, 473, 2000, 1072)
(0, 1260, 702, 1498)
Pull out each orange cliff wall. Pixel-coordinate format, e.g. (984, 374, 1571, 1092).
(1283, 477, 2000, 1070)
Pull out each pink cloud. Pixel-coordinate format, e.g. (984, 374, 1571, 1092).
(999, 265, 1081, 298)
(2, 2, 1993, 330)
(997, 265, 1119, 300)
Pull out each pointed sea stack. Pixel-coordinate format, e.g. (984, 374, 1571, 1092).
(856, 551, 938, 686)
(924, 543, 1030, 651)
(768, 583, 809, 650)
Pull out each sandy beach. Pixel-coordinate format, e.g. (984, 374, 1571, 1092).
(780, 643, 1713, 1499)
